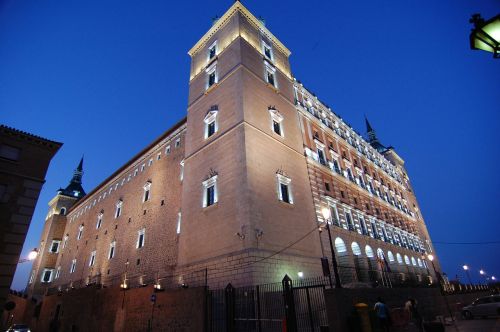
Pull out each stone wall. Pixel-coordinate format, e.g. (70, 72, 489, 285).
(4, 285, 205, 332)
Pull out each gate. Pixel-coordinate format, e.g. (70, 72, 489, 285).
(207, 275, 329, 332)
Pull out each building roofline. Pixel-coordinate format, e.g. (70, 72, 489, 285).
(188, 1, 291, 57)
(66, 116, 187, 214)
(0, 124, 63, 150)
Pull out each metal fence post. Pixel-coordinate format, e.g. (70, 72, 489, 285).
(282, 275, 297, 332)
(225, 283, 235, 332)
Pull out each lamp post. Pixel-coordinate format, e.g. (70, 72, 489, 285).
(321, 207, 342, 288)
(427, 254, 442, 289)
(463, 265, 472, 288)
(427, 254, 457, 328)
(469, 14, 500, 58)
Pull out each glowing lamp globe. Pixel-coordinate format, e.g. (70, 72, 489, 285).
(470, 14, 500, 58)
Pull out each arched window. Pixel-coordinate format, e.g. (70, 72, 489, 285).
(417, 258, 423, 268)
(377, 248, 384, 259)
(335, 237, 347, 253)
(404, 255, 411, 265)
(396, 253, 403, 264)
(365, 245, 374, 258)
(60, 207, 67, 215)
(411, 257, 417, 266)
(351, 242, 361, 256)
(387, 251, 395, 263)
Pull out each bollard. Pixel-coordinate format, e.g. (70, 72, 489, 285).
(354, 303, 372, 332)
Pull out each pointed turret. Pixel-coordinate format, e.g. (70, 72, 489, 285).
(58, 157, 86, 199)
(365, 116, 387, 153)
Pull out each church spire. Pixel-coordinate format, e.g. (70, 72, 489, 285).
(365, 116, 387, 153)
(58, 156, 86, 199)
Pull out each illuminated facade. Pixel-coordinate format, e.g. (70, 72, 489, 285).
(28, 2, 437, 298)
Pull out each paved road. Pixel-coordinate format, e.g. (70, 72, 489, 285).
(446, 317, 499, 332)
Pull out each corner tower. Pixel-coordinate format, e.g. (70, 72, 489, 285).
(179, 1, 322, 286)
(27, 159, 86, 299)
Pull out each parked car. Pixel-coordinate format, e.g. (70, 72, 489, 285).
(462, 295, 500, 319)
(5, 324, 30, 332)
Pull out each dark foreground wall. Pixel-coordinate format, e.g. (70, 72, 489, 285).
(325, 287, 490, 331)
(3, 286, 205, 332)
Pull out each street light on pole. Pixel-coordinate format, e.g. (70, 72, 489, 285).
(321, 207, 342, 288)
(18, 248, 39, 264)
(463, 265, 472, 288)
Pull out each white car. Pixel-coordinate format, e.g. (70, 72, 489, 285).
(462, 295, 500, 319)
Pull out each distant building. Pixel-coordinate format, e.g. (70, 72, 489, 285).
(27, 2, 438, 299)
(0, 125, 61, 312)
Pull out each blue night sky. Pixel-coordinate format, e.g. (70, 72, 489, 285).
(2, 0, 499, 290)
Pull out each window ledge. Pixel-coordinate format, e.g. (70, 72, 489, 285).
(278, 200, 294, 208)
(205, 83, 219, 95)
(266, 84, 279, 93)
(203, 202, 219, 212)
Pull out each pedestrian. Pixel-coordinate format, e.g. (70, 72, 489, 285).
(374, 297, 391, 332)
(409, 299, 423, 332)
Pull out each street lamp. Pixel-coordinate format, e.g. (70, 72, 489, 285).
(321, 207, 342, 288)
(469, 14, 500, 58)
(463, 265, 473, 287)
(18, 248, 39, 264)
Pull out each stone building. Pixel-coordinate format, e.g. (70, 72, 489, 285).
(0, 125, 61, 313)
(27, 1, 438, 299)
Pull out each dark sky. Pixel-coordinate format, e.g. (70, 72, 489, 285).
(2, 0, 499, 290)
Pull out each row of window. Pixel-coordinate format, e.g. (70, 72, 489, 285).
(69, 136, 182, 223)
(334, 237, 428, 269)
(325, 200, 424, 254)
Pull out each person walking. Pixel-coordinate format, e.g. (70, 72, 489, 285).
(374, 297, 391, 332)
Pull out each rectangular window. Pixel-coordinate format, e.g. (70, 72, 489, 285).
(176, 212, 182, 234)
(317, 149, 326, 166)
(207, 121, 216, 137)
(204, 109, 218, 139)
(267, 71, 275, 86)
(206, 63, 217, 89)
(157, 153, 161, 160)
(137, 229, 145, 248)
(63, 235, 69, 249)
(70, 259, 77, 273)
(269, 108, 284, 137)
(41, 269, 54, 283)
(115, 201, 123, 218)
(165, 145, 171, 155)
(96, 213, 103, 229)
(175, 138, 181, 148)
(55, 266, 61, 279)
(148, 158, 153, 166)
(49, 240, 61, 253)
(345, 212, 355, 231)
(276, 174, 293, 204)
(0, 144, 21, 161)
(89, 251, 96, 267)
(208, 41, 217, 60)
(29, 271, 35, 284)
(324, 182, 330, 191)
(108, 242, 116, 259)
(143, 182, 151, 202)
(272, 120, 281, 135)
(262, 41, 273, 60)
(77, 226, 84, 240)
(202, 175, 218, 207)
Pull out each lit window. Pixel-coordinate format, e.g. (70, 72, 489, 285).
(137, 228, 145, 248)
(41, 268, 54, 283)
(70, 259, 77, 273)
(262, 41, 273, 60)
(265, 63, 276, 87)
(208, 40, 217, 60)
(77, 225, 84, 240)
(388, 251, 395, 263)
(89, 250, 96, 267)
(202, 175, 218, 207)
(269, 108, 284, 136)
(115, 200, 123, 218)
(96, 212, 103, 229)
(396, 253, 403, 264)
(143, 182, 152, 202)
(55, 266, 61, 279)
(49, 240, 61, 253)
(176, 212, 181, 234)
(204, 106, 218, 139)
(365, 245, 374, 258)
(404, 255, 411, 265)
(335, 237, 347, 253)
(276, 173, 293, 204)
(109, 241, 116, 259)
(206, 62, 218, 89)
